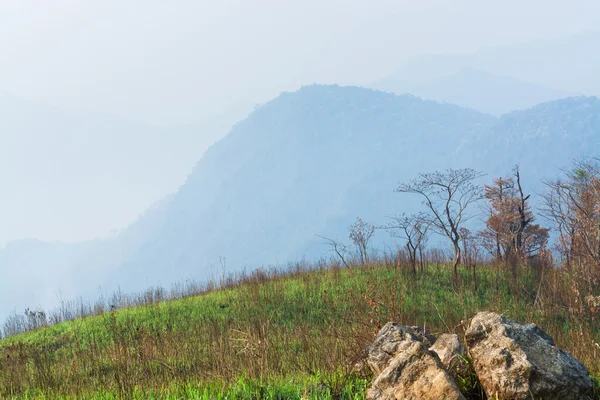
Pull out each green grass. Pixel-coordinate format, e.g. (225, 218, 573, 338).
(12, 375, 369, 400)
(1, 262, 599, 399)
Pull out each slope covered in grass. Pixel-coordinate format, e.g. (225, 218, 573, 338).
(1, 261, 599, 399)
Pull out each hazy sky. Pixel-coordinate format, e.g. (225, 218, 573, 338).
(1, 0, 600, 243)
(1, 0, 599, 126)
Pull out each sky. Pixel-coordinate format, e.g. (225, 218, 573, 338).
(1, 0, 600, 243)
(1, 0, 600, 126)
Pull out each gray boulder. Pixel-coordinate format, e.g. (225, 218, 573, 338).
(366, 322, 465, 400)
(465, 311, 594, 400)
(366, 322, 421, 375)
(367, 340, 466, 400)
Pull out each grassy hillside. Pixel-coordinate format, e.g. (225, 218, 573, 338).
(1, 260, 599, 399)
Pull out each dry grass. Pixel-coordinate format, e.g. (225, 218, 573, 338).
(0, 258, 599, 399)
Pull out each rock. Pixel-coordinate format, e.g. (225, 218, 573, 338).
(429, 333, 466, 370)
(367, 340, 466, 400)
(465, 311, 593, 400)
(366, 323, 465, 400)
(366, 322, 439, 375)
(366, 322, 421, 375)
(409, 325, 437, 347)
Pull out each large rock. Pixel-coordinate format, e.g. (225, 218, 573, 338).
(429, 333, 466, 370)
(465, 312, 594, 400)
(367, 340, 466, 400)
(366, 322, 421, 375)
(366, 322, 465, 400)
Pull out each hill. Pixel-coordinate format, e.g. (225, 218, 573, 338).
(372, 67, 574, 115)
(477, 96, 600, 181)
(1, 260, 598, 398)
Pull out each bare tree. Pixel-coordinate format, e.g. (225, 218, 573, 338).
(396, 168, 485, 280)
(383, 212, 430, 275)
(514, 166, 531, 254)
(541, 158, 600, 288)
(318, 235, 351, 268)
(460, 227, 481, 289)
(348, 217, 375, 265)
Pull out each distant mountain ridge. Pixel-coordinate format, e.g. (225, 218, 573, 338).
(372, 67, 575, 115)
(1, 85, 598, 322)
(386, 31, 600, 93)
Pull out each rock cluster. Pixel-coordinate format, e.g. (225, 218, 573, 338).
(365, 312, 594, 400)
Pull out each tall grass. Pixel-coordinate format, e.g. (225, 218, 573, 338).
(1, 257, 599, 399)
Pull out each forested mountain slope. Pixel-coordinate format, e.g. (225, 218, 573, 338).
(108, 85, 599, 293)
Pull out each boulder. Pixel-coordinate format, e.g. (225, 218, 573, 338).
(429, 333, 467, 371)
(367, 340, 466, 400)
(465, 311, 593, 400)
(366, 322, 465, 400)
(366, 322, 420, 375)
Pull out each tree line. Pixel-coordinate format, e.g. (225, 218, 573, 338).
(332, 157, 600, 293)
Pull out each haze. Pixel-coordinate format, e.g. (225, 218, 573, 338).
(1, 0, 599, 243)
(3, 0, 600, 124)
(1, 1, 600, 324)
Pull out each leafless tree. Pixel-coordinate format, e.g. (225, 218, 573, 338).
(396, 168, 485, 280)
(460, 227, 482, 289)
(541, 158, 600, 289)
(348, 217, 375, 265)
(514, 166, 531, 253)
(318, 235, 351, 268)
(383, 212, 431, 275)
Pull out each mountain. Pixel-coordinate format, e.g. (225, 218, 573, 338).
(476, 96, 600, 185)
(372, 68, 574, 115)
(101, 85, 493, 291)
(381, 31, 600, 97)
(2, 85, 598, 322)
(103, 85, 598, 294)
